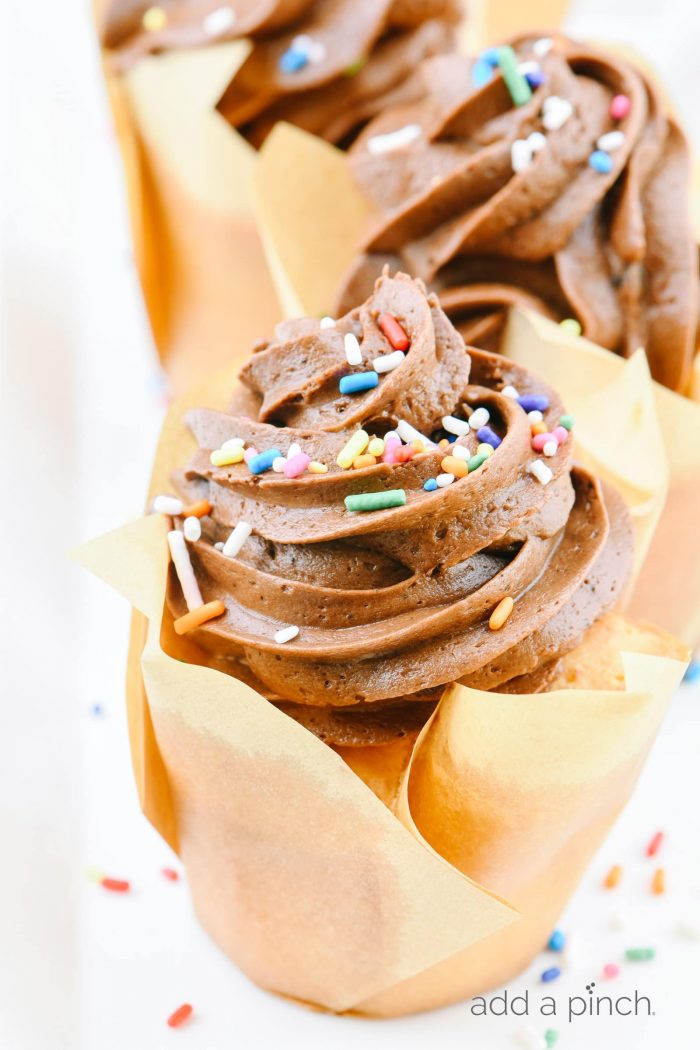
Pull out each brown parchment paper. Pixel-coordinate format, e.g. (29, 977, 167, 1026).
(75, 342, 686, 1016)
(252, 121, 700, 651)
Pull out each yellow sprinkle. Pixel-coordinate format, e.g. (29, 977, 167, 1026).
(441, 455, 468, 478)
(477, 442, 494, 458)
(308, 461, 328, 474)
(489, 596, 514, 631)
(367, 437, 385, 457)
(438, 438, 451, 451)
(142, 6, 168, 31)
(531, 421, 547, 436)
(353, 454, 377, 469)
(412, 439, 424, 453)
(337, 429, 369, 469)
(210, 447, 244, 466)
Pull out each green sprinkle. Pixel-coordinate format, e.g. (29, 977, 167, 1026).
(344, 56, 368, 77)
(345, 489, 407, 512)
(625, 947, 656, 961)
(545, 1031, 559, 1049)
(497, 46, 532, 107)
(468, 452, 488, 472)
(559, 414, 575, 430)
(560, 317, 582, 336)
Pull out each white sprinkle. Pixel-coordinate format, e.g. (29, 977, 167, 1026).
(223, 521, 253, 559)
(528, 131, 546, 153)
(451, 444, 470, 461)
(528, 458, 553, 485)
(344, 332, 363, 366)
(511, 138, 533, 173)
(384, 429, 401, 445)
(319, 316, 336, 329)
(436, 473, 455, 488)
(527, 410, 544, 424)
(608, 909, 629, 932)
(221, 437, 245, 453)
(543, 440, 558, 457)
(517, 60, 540, 77)
(167, 530, 203, 612)
(396, 420, 436, 448)
(272, 456, 286, 473)
(292, 34, 326, 64)
(153, 495, 183, 516)
(214, 542, 225, 551)
(367, 123, 422, 155)
(675, 918, 700, 941)
(373, 349, 405, 373)
(442, 414, 470, 437)
(287, 443, 302, 459)
(542, 95, 573, 131)
(513, 1023, 547, 1050)
(502, 384, 519, 398)
(274, 625, 299, 644)
(202, 5, 236, 36)
(183, 516, 202, 542)
(533, 37, 553, 58)
(469, 406, 490, 430)
(597, 130, 625, 152)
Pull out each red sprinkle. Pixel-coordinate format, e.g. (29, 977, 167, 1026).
(100, 877, 130, 893)
(379, 312, 410, 351)
(610, 94, 631, 120)
(646, 831, 664, 857)
(167, 1004, 193, 1029)
(603, 963, 620, 979)
(393, 444, 416, 463)
(162, 867, 180, 882)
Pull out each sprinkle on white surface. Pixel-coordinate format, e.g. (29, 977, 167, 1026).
(222, 521, 253, 559)
(343, 332, 363, 366)
(274, 625, 299, 644)
(202, 6, 236, 36)
(372, 350, 404, 373)
(167, 530, 203, 612)
(183, 516, 201, 542)
(528, 459, 553, 485)
(153, 495, 183, 516)
(367, 123, 421, 155)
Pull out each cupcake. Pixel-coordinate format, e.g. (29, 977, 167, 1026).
(102, 0, 461, 147)
(161, 270, 665, 747)
(337, 33, 699, 392)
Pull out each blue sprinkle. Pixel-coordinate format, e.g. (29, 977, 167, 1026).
(481, 47, 501, 66)
(541, 967, 561, 983)
(472, 57, 494, 88)
(517, 394, 550, 412)
(684, 660, 700, 683)
(589, 149, 614, 174)
(525, 69, 547, 89)
(279, 48, 309, 74)
(248, 448, 282, 475)
(91, 704, 104, 717)
(477, 425, 502, 448)
(423, 478, 438, 491)
(339, 371, 379, 395)
(547, 930, 566, 952)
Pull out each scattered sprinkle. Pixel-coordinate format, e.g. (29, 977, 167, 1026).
(202, 6, 236, 36)
(181, 499, 212, 518)
(541, 967, 561, 983)
(477, 442, 494, 458)
(469, 406, 490, 430)
(382, 434, 402, 463)
(528, 459, 553, 486)
(547, 929, 566, 952)
(174, 600, 226, 636)
(243, 446, 259, 464)
(292, 33, 325, 64)
(603, 962, 621, 979)
(223, 521, 253, 558)
(308, 461, 328, 474)
(287, 443, 301, 460)
(646, 830, 664, 857)
(545, 1030, 559, 1049)
(221, 437, 245, 452)
(651, 867, 666, 895)
(533, 37, 553, 58)
(675, 919, 700, 940)
(142, 6, 167, 32)
(183, 516, 202, 542)
(274, 625, 299, 644)
(284, 452, 311, 478)
(90, 704, 103, 717)
(367, 124, 421, 155)
(442, 414, 470, 437)
(279, 47, 308, 74)
(211, 446, 244, 467)
(552, 426, 569, 444)
(559, 414, 575, 430)
(339, 371, 378, 395)
(502, 384, 520, 398)
(161, 867, 179, 882)
(373, 349, 405, 373)
(345, 490, 407, 512)
(379, 312, 410, 351)
(436, 473, 455, 488)
(337, 430, 369, 469)
(477, 425, 501, 448)
(531, 421, 547, 435)
(214, 542, 224, 551)
(604, 864, 623, 889)
(272, 457, 287, 473)
(320, 316, 336, 329)
(543, 440, 557, 457)
(344, 332, 363, 366)
(167, 531, 203, 612)
(496, 45, 532, 106)
(153, 495, 183, 516)
(518, 394, 550, 412)
(101, 877, 131, 893)
(167, 1004, 193, 1029)
(489, 596, 514, 631)
(396, 420, 435, 448)
(528, 411, 544, 426)
(424, 478, 438, 491)
(468, 452, 489, 472)
(532, 432, 556, 452)
(610, 94, 631, 120)
(589, 149, 614, 174)
(248, 448, 282, 474)
(528, 131, 546, 153)
(625, 947, 656, 962)
(597, 130, 625, 152)
(343, 56, 367, 77)
(683, 660, 700, 682)
(441, 455, 468, 479)
(542, 95, 573, 131)
(367, 437, 385, 457)
(451, 444, 470, 461)
(353, 454, 377, 469)
(559, 317, 582, 336)
(472, 56, 494, 88)
(511, 138, 533, 173)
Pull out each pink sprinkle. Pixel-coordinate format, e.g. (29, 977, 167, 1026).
(603, 963, 621, 979)
(161, 867, 179, 882)
(283, 452, 311, 478)
(552, 426, 569, 444)
(382, 436, 402, 463)
(243, 447, 258, 464)
(610, 94, 630, 120)
(532, 432, 557, 452)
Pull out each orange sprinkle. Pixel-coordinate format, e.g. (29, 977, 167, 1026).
(651, 867, 666, 895)
(439, 438, 451, 451)
(441, 455, 468, 478)
(174, 600, 226, 635)
(604, 864, 622, 889)
(181, 499, 212, 518)
(489, 595, 514, 630)
(167, 1004, 193, 1029)
(411, 439, 425, 453)
(353, 454, 377, 469)
(646, 830, 664, 857)
(531, 421, 547, 435)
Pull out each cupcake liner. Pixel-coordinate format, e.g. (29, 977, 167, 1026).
(251, 120, 700, 649)
(75, 350, 686, 1016)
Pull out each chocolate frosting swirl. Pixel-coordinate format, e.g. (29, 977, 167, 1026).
(102, 0, 459, 147)
(338, 34, 699, 391)
(166, 273, 632, 745)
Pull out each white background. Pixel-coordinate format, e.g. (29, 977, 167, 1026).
(1, 2, 699, 1048)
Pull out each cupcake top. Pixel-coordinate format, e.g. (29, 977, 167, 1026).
(161, 273, 633, 745)
(102, 0, 460, 147)
(338, 33, 699, 392)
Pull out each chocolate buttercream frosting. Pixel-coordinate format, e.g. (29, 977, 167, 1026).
(165, 273, 633, 745)
(337, 33, 699, 392)
(102, 0, 460, 147)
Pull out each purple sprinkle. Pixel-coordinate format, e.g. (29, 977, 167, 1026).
(477, 426, 502, 448)
(517, 394, 550, 413)
(525, 69, 547, 89)
(541, 967, 561, 983)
